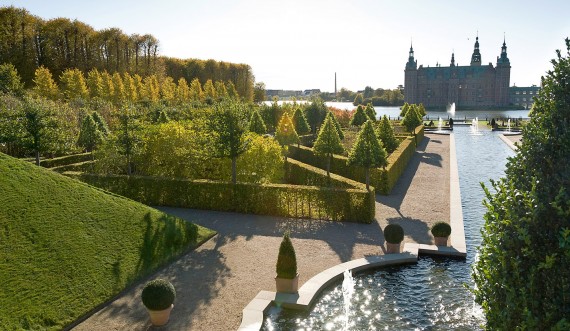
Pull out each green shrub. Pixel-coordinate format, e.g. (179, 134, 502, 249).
(431, 222, 451, 237)
(276, 233, 297, 279)
(384, 224, 404, 244)
(141, 279, 176, 311)
(285, 158, 364, 189)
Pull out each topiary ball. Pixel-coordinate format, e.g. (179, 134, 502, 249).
(431, 222, 452, 237)
(141, 279, 176, 311)
(384, 224, 404, 244)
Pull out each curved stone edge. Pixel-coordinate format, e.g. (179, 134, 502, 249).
(238, 132, 468, 331)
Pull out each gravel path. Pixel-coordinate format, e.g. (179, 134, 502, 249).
(73, 133, 450, 331)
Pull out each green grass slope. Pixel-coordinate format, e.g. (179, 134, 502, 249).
(0, 153, 215, 330)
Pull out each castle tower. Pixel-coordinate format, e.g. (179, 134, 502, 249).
(404, 43, 418, 103)
(495, 38, 511, 106)
(470, 36, 482, 66)
(450, 52, 455, 67)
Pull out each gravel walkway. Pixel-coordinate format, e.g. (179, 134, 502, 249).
(73, 133, 450, 331)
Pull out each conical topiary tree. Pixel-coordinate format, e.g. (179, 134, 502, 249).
(77, 114, 104, 152)
(348, 120, 388, 190)
(365, 103, 377, 121)
(314, 115, 344, 177)
(248, 109, 267, 134)
(349, 105, 368, 127)
(91, 111, 110, 136)
(401, 105, 423, 146)
(292, 108, 311, 135)
(275, 113, 299, 160)
(400, 102, 410, 117)
(376, 115, 399, 153)
(326, 111, 344, 140)
(276, 232, 297, 279)
(417, 103, 427, 117)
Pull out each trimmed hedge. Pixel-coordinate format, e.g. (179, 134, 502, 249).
(64, 172, 375, 223)
(287, 125, 423, 195)
(40, 152, 93, 168)
(285, 158, 366, 190)
(50, 160, 95, 173)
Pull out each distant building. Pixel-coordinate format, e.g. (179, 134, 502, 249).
(404, 36, 511, 109)
(303, 89, 321, 96)
(509, 85, 540, 109)
(265, 89, 303, 99)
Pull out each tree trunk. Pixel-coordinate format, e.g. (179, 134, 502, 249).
(365, 168, 370, 191)
(35, 150, 40, 166)
(232, 156, 237, 184)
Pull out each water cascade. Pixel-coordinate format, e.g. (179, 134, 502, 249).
(342, 270, 355, 330)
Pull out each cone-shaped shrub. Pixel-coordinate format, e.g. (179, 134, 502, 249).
(365, 103, 377, 121)
(249, 109, 267, 134)
(275, 113, 299, 146)
(400, 102, 410, 117)
(314, 115, 344, 177)
(347, 120, 388, 190)
(326, 111, 344, 140)
(276, 233, 297, 279)
(349, 105, 368, 127)
(91, 111, 110, 135)
(77, 114, 104, 152)
(292, 108, 310, 135)
(376, 115, 399, 153)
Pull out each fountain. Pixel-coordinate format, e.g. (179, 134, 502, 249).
(447, 102, 456, 117)
(471, 117, 479, 134)
(437, 117, 443, 131)
(342, 270, 355, 330)
(507, 118, 511, 132)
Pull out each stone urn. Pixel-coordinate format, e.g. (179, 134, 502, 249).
(434, 236, 449, 247)
(147, 304, 174, 326)
(386, 242, 402, 254)
(275, 274, 299, 293)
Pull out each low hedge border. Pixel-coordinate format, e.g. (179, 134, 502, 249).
(51, 160, 95, 173)
(40, 152, 93, 168)
(288, 125, 423, 195)
(63, 172, 375, 223)
(285, 158, 367, 190)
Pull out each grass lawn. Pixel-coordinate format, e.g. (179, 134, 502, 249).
(0, 153, 215, 330)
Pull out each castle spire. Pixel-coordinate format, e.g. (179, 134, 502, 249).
(406, 40, 417, 70)
(450, 52, 455, 67)
(470, 35, 482, 66)
(497, 35, 510, 66)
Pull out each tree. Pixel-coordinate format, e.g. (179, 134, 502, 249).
(86, 69, 104, 99)
(112, 72, 125, 104)
(32, 66, 58, 100)
(203, 79, 217, 102)
(176, 77, 190, 103)
(91, 111, 110, 135)
(209, 101, 250, 184)
(20, 97, 62, 165)
(59, 68, 88, 101)
(473, 39, 570, 330)
(160, 77, 176, 104)
(77, 114, 104, 152)
(253, 82, 266, 103)
(248, 109, 267, 134)
(401, 105, 422, 145)
(313, 115, 344, 177)
(100, 71, 115, 102)
(226, 81, 238, 99)
(349, 105, 368, 127)
(364, 103, 377, 121)
(326, 111, 344, 140)
(123, 72, 138, 102)
(292, 108, 310, 135)
(347, 120, 387, 190)
(417, 103, 426, 117)
(0, 63, 24, 96)
(376, 115, 399, 153)
(353, 92, 363, 106)
(400, 102, 410, 117)
(189, 78, 204, 102)
(157, 110, 170, 123)
(304, 98, 327, 133)
(116, 104, 142, 175)
(275, 113, 299, 159)
(215, 80, 228, 99)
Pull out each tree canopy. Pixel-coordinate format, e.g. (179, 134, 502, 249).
(347, 120, 387, 190)
(248, 109, 267, 135)
(376, 115, 400, 153)
(313, 115, 344, 177)
(473, 38, 570, 330)
(349, 105, 368, 127)
(292, 108, 311, 135)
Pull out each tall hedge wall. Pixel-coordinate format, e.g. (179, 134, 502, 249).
(40, 153, 93, 168)
(64, 172, 375, 223)
(285, 158, 366, 190)
(288, 125, 423, 194)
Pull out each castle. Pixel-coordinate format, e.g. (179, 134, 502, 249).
(404, 36, 511, 109)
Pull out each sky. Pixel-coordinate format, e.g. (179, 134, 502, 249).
(4, 0, 570, 92)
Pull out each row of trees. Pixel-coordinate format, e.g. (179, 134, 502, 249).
(0, 6, 255, 101)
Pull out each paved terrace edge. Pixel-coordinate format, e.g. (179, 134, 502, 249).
(499, 133, 519, 151)
(237, 132, 467, 331)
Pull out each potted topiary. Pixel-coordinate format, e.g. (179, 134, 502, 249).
(141, 278, 176, 326)
(275, 232, 299, 293)
(384, 224, 404, 253)
(431, 222, 452, 246)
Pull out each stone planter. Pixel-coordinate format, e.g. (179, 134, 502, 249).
(275, 274, 299, 293)
(386, 242, 402, 254)
(147, 304, 173, 326)
(434, 236, 449, 247)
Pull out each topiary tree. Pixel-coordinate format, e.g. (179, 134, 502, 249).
(77, 114, 104, 152)
(431, 222, 451, 237)
(304, 98, 327, 134)
(313, 115, 344, 178)
(401, 105, 423, 146)
(399, 102, 410, 117)
(349, 105, 368, 127)
(473, 38, 570, 330)
(275, 113, 299, 160)
(276, 232, 297, 279)
(376, 115, 400, 153)
(327, 111, 344, 140)
(417, 103, 427, 117)
(141, 278, 176, 311)
(347, 120, 387, 190)
(248, 109, 267, 134)
(292, 108, 311, 135)
(353, 92, 363, 106)
(364, 103, 377, 121)
(384, 224, 404, 244)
